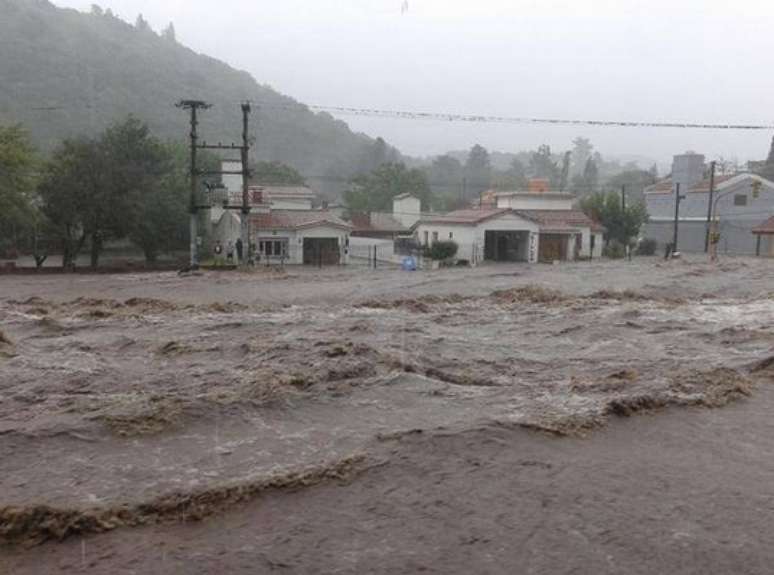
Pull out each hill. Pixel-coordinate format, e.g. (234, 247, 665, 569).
(0, 0, 393, 192)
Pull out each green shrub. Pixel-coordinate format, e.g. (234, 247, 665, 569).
(636, 238, 658, 256)
(603, 240, 626, 259)
(424, 240, 458, 261)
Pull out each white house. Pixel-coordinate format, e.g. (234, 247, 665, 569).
(414, 209, 541, 264)
(413, 181, 604, 264)
(249, 211, 352, 265)
(644, 153, 774, 254)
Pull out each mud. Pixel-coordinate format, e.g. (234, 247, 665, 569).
(0, 454, 365, 546)
(1, 256, 773, 572)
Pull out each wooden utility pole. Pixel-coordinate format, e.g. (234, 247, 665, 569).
(672, 183, 683, 254)
(704, 160, 716, 253)
(176, 100, 211, 268)
(177, 100, 254, 268)
(240, 102, 252, 265)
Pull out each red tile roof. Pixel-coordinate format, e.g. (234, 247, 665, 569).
(418, 208, 604, 232)
(419, 208, 516, 225)
(249, 210, 351, 231)
(520, 209, 605, 233)
(753, 216, 774, 235)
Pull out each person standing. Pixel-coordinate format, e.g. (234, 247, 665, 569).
(235, 237, 243, 264)
(213, 240, 223, 266)
(226, 240, 235, 265)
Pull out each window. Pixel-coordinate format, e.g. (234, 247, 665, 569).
(259, 238, 288, 258)
(432, 231, 439, 243)
(423, 231, 429, 245)
(734, 194, 747, 206)
(449, 232, 454, 239)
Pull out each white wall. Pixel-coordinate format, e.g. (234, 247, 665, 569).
(255, 225, 350, 265)
(393, 196, 421, 228)
(271, 198, 313, 210)
(496, 193, 574, 211)
(415, 213, 540, 264)
(222, 160, 243, 193)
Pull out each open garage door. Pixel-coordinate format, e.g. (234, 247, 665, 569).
(303, 238, 340, 265)
(484, 231, 528, 262)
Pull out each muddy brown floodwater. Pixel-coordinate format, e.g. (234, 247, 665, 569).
(1, 256, 773, 574)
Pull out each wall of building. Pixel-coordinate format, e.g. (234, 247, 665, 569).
(643, 219, 763, 255)
(254, 226, 350, 265)
(270, 198, 313, 210)
(415, 214, 540, 264)
(496, 193, 575, 211)
(393, 196, 421, 229)
(222, 160, 243, 193)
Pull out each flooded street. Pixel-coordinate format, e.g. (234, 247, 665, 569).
(1, 256, 773, 573)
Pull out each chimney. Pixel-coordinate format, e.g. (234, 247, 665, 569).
(671, 152, 705, 193)
(528, 178, 550, 193)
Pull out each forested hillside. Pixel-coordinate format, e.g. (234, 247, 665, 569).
(0, 0, 393, 188)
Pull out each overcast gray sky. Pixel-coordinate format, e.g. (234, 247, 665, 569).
(53, 0, 774, 167)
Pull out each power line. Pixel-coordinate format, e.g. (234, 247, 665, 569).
(255, 102, 774, 131)
(20, 101, 774, 131)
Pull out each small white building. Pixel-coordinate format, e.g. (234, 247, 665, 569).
(413, 184, 604, 263)
(249, 211, 352, 265)
(392, 193, 422, 229)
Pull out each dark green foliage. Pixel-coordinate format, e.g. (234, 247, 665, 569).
(636, 238, 658, 256)
(251, 161, 306, 185)
(344, 163, 432, 213)
(606, 170, 658, 204)
(580, 191, 649, 248)
(38, 117, 200, 266)
(603, 240, 626, 259)
(529, 145, 561, 188)
(425, 240, 458, 261)
(0, 124, 37, 255)
(0, 0, 379, 181)
(492, 158, 528, 191)
(464, 144, 492, 199)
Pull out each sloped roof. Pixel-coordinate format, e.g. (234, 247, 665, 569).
(249, 185, 317, 200)
(393, 193, 418, 201)
(351, 212, 408, 233)
(417, 208, 603, 232)
(521, 209, 605, 233)
(645, 173, 771, 194)
(753, 216, 774, 235)
(418, 208, 519, 225)
(249, 210, 351, 231)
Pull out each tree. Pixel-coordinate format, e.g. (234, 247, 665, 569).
(571, 137, 593, 175)
(38, 137, 100, 268)
(344, 163, 431, 214)
(529, 145, 560, 187)
(559, 151, 572, 191)
(580, 190, 649, 247)
(492, 158, 528, 190)
(162, 22, 176, 42)
(606, 169, 657, 205)
(90, 4, 103, 16)
(135, 14, 151, 33)
(39, 117, 177, 267)
(0, 125, 37, 256)
(251, 161, 305, 185)
(127, 142, 188, 263)
(427, 154, 464, 201)
(464, 144, 491, 200)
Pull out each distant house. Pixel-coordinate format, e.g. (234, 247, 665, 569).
(644, 152, 774, 254)
(249, 211, 351, 265)
(413, 181, 603, 264)
(350, 194, 419, 240)
(210, 161, 350, 265)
